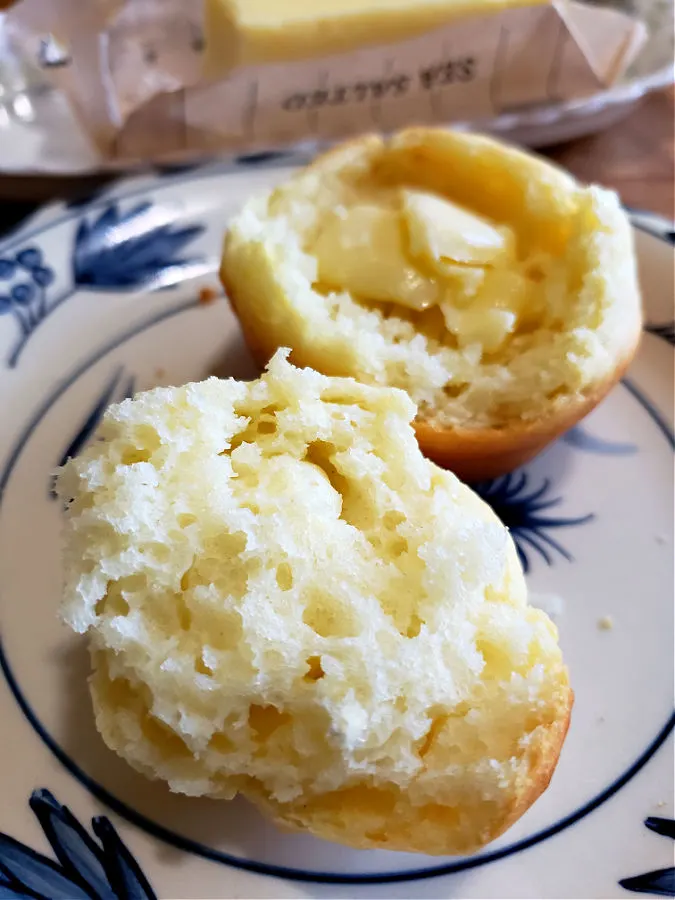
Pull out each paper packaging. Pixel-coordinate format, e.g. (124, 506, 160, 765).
(8, 0, 647, 165)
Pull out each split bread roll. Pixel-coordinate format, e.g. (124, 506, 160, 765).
(221, 129, 642, 481)
(56, 351, 572, 856)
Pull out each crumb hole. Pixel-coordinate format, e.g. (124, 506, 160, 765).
(120, 447, 152, 465)
(304, 441, 347, 493)
(391, 538, 409, 557)
(94, 574, 145, 617)
(145, 542, 170, 563)
(304, 655, 325, 681)
(229, 406, 282, 449)
(319, 390, 371, 412)
(526, 264, 545, 282)
(176, 594, 192, 630)
(546, 386, 568, 402)
(443, 382, 469, 399)
(200, 612, 242, 652)
(95, 586, 130, 618)
(178, 513, 197, 528)
(476, 638, 513, 679)
(140, 715, 191, 758)
(311, 281, 338, 298)
(383, 511, 405, 530)
(248, 704, 290, 741)
(365, 831, 387, 843)
(195, 656, 213, 676)
(104, 677, 136, 708)
(208, 732, 234, 754)
(260, 404, 282, 417)
(417, 712, 449, 759)
(304, 441, 369, 530)
(120, 426, 160, 465)
(276, 562, 294, 591)
(405, 613, 424, 638)
(303, 590, 360, 638)
(229, 420, 256, 452)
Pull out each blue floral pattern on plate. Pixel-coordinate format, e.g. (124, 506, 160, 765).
(620, 818, 675, 897)
(0, 789, 156, 900)
(562, 424, 638, 456)
(0, 202, 204, 369)
(472, 472, 594, 573)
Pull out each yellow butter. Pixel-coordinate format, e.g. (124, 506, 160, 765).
(442, 305, 517, 352)
(312, 205, 438, 310)
(402, 189, 510, 272)
(205, 0, 550, 75)
(442, 267, 531, 351)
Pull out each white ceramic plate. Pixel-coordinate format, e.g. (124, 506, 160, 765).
(0, 159, 673, 900)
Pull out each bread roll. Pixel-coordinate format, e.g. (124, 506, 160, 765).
(56, 350, 571, 855)
(221, 129, 641, 481)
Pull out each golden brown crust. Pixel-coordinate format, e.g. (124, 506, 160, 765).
(246, 685, 573, 856)
(224, 276, 281, 369)
(414, 338, 639, 483)
(491, 685, 573, 848)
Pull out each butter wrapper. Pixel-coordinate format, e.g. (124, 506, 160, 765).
(7, 0, 647, 165)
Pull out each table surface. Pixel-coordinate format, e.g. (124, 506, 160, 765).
(547, 87, 675, 221)
(0, 88, 673, 238)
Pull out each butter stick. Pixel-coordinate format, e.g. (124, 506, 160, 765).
(204, 0, 550, 77)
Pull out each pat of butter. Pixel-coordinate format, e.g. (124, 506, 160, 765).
(402, 189, 510, 273)
(312, 205, 438, 310)
(441, 268, 528, 351)
(204, 0, 548, 75)
(442, 305, 517, 352)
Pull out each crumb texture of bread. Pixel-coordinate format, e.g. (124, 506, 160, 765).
(221, 129, 641, 438)
(56, 351, 571, 855)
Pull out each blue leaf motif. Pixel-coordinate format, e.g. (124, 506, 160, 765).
(0, 789, 157, 900)
(30, 789, 111, 898)
(0, 832, 92, 899)
(645, 818, 675, 840)
(72, 201, 204, 290)
(92, 817, 156, 900)
(619, 817, 675, 896)
(0, 884, 37, 899)
(471, 471, 594, 574)
(16, 248, 43, 270)
(3, 201, 205, 369)
(620, 868, 675, 896)
(0, 260, 16, 280)
(31, 267, 55, 288)
(10, 284, 35, 306)
(563, 424, 638, 456)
